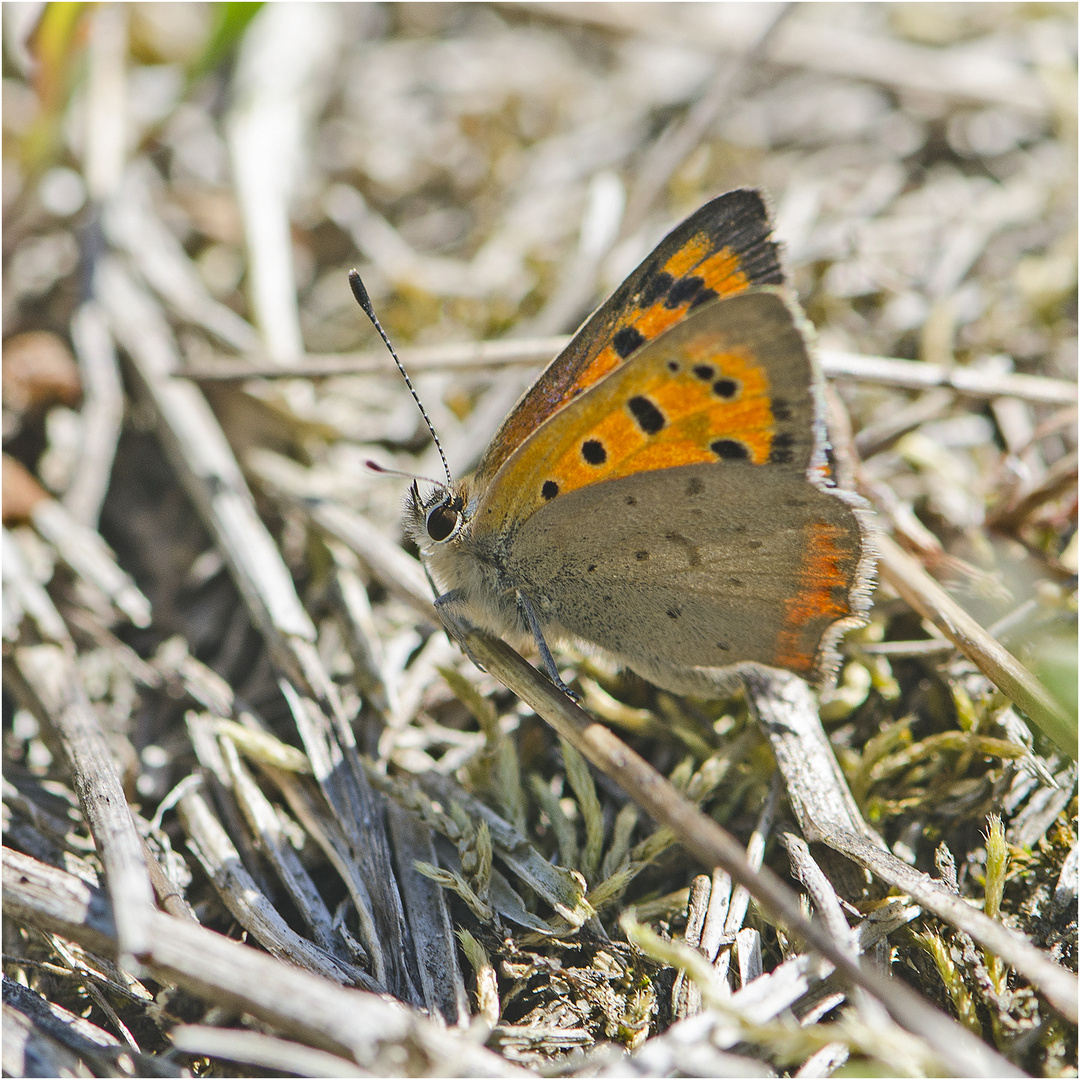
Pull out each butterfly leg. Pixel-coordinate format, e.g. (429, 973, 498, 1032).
(433, 589, 496, 679)
(515, 591, 580, 701)
(433, 589, 474, 640)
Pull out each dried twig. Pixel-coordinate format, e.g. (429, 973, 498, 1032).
(181, 341, 1077, 406)
(63, 303, 124, 528)
(742, 667, 882, 847)
(3, 535, 155, 969)
(169, 1025, 372, 1078)
(877, 532, 1074, 754)
(2, 847, 528, 1078)
(456, 626, 1024, 1078)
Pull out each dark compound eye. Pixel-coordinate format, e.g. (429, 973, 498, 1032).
(426, 503, 460, 542)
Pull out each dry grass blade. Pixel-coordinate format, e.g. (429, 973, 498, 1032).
(3, 538, 155, 968)
(2, 847, 528, 1078)
(64, 303, 124, 528)
(176, 780, 360, 984)
(168, 1025, 373, 1078)
(816, 822, 1077, 1025)
(386, 802, 471, 1026)
(877, 533, 1074, 754)
(3, 977, 183, 1079)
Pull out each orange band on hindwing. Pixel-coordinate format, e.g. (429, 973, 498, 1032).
(774, 521, 856, 673)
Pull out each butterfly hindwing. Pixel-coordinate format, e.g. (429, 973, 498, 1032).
(505, 463, 869, 685)
(473, 190, 783, 489)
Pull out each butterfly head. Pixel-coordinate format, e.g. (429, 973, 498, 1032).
(405, 479, 472, 551)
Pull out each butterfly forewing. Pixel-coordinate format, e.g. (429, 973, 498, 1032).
(476, 290, 822, 530)
(474, 189, 783, 489)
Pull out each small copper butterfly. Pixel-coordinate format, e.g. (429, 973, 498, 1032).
(353, 190, 876, 698)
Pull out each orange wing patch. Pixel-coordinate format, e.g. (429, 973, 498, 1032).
(565, 245, 751, 398)
(774, 522, 856, 674)
(543, 347, 776, 502)
(474, 190, 782, 489)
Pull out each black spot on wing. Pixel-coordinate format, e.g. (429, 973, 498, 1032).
(627, 395, 665, 434)
(612, 326, 646, 358)
(542, 480, 559, 500)
(665, 531, 702, 566)
(713, 378, 738, 398)
(711, 439, 749, 460)
(666, 275, 708, 308)
(693, 364, 714, 380)
(581, 439, 607, 465)
(637, 270, 674, 308)
(769, 433, 795, 464)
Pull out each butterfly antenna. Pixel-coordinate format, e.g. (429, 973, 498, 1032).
(349, 269, 453, 490)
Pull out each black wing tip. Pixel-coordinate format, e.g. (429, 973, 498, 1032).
(689, 187, 771, 230)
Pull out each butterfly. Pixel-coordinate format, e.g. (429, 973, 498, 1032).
(356, 189, 875, 699)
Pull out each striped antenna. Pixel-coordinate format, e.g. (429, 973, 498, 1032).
(349, 270, 453, 489)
